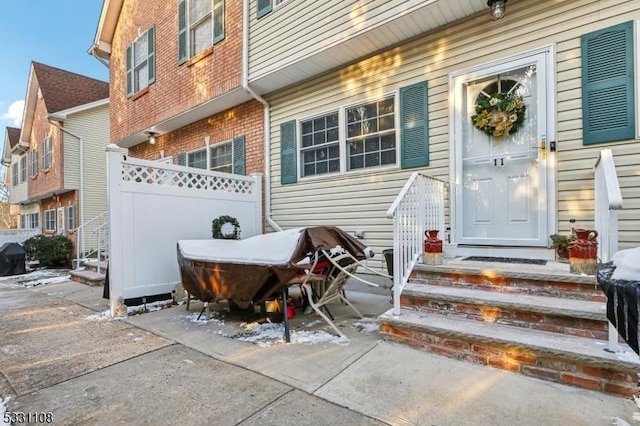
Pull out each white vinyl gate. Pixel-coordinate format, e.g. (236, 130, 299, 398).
(106, 145, 263, 316)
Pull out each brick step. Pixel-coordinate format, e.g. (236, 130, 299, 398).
(379, 309, 640, 398)
(401, 283, 610, 340)
(413, 262, 603, 302)
(69, 269, 105, 287)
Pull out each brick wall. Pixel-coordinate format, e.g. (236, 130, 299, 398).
(28, 97, 64, 198)
(128, 100, 265, 176)
(109, 0, 244, 143)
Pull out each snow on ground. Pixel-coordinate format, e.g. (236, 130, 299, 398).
(236, 321, 349, 347)
(0, 397, 9, 426)
(0, 268, 70, 288)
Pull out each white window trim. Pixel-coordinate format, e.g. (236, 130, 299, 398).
(274, 0, 294, 9)
(11, 163, 18, 187)
(186, 0, 225, 59)
(20, 155, 27, 183)
(210, 140, 233, 173)
(296, 91, 400, 181)
(31, 149, 38, 177)
(65, 206, 75, 231)
(44, 209, 56, 232)
(132, 28, 152, 94)
(43, 137, 52, 170)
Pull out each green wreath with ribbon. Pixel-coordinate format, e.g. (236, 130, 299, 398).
(471, 92, 526, 140)
(211, 215, 241, 240)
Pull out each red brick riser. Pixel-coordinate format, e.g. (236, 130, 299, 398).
(380, 323, 638, 398)
(400, 295, 609, 340)
(412, 272, 604, 302)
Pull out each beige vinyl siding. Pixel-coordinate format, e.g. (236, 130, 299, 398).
(267, 0, 640, 266)
(62, 104, 109, 250)
(249, 0, 484, 82)
(9, 153, 28, 204)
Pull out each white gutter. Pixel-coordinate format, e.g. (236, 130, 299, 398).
(46, 116, 85, 256)
(242, 0, 281, 232)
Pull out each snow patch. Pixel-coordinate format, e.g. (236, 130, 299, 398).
(0, 269, 71, 288)
(615, 350, 640, 364)
(611, 247, 640, 281)
(0, 397, 8, 426)
(352, 318, 380, 333)
(84, 309, 123, 322)
(126, 300, 173, 315)
(236, 321, 349, 347)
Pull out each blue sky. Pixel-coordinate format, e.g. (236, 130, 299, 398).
(0, 0, 109, 132)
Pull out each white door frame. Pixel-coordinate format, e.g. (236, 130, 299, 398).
(448, 45, 557, 255)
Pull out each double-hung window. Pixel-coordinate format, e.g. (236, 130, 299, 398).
(11, 164, 18, 187)
(300, 112, 340, 177)
(126, 26, 156, 97)
(42, 137, 52, 170)
(178, 0, 225, 63)
(20, 155, 27, 183)
(65, 206, 75, 231)
(346, 97, 396, 171)
(20, 213, 39, 229)
(177, 136, 245, 175)
(30, 213, 39, 230)
(44, 210, 56, 232)
(280, 82, 429, 184)
(30, 149, 38, 177)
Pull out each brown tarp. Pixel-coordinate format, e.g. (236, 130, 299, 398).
(177, 226, 369, 308)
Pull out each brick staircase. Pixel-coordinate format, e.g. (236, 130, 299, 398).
(379, 258, 640, 397)
(69, 259, 107, 286)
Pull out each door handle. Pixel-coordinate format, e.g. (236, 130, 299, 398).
(494, 159, 497, 166)
(501, 158, 504, 166)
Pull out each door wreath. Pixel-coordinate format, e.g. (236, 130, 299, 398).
(471, 92, 526, 140)
(211, 215, 241, 240)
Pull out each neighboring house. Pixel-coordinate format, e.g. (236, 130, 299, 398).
(1, 127, 24, 228)
(248, 0, 640, 265)
(3, 62, 109, 255)
(90, 0, 265, 210)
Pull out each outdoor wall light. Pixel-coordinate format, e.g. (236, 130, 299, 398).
(147, 131, 157, 145)
(488, 0, 507, 20)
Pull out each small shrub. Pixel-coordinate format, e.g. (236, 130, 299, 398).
(23, 234, 74, 268)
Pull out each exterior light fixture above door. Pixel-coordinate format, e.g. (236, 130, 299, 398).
(487, 0, 507, 20)
(146, 132, 157, 145)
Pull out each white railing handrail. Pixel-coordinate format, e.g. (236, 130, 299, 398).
(388, 173, 446, 315)
(71, 211, 107, 234)
(594, 148, 623, 354)
(387, 172, 447, 218)
(594, 149, 623, 210)
(73, 211, 108, 269)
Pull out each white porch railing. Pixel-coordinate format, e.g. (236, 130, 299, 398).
(72, 211, 108, 271)
(386, 172, 446, 316)
(594, 148, 623, 353)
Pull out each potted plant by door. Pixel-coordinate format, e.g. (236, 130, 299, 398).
(550, 234, 574, 261)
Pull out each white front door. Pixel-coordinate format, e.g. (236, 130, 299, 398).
(453, 50, 552, 247)
(57, 207, 65, 235)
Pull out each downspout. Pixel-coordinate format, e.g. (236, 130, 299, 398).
(242, 0, 281, 232)
(46, 117, 85, 258)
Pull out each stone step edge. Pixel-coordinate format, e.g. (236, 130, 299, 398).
(378, 308, 640, 371)
(402, 283, 607, 321)
(414, 263, 596, 285)
(69, 270, 106, 283)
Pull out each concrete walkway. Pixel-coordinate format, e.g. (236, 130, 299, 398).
(0, 279, 636, 425)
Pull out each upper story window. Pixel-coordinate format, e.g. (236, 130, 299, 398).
(11, 164, 18, 187)
(257, 0, 293, 18)
(300, 112, 340, 177)
(178, 0, 225, 64)
(30, 149, 38, 177)
(20, 155, 27, 183)
(42, 137, 52, 170)
(126, 26, 156, 97)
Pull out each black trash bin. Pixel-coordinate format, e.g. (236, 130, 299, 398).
(383, 249, 394, 277)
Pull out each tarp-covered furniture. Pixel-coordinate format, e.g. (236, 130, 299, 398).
(0, 242, 26, 276)
(177, 226, 371, 308)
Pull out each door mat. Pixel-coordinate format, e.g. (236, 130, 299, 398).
(462, 256, 547, 265)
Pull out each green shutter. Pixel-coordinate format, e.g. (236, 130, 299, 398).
(148, 26, 156, 84)
(257, 0, 272, 19)
(177, 153, 186, 166)
(581, 21, 635, 145)
(126, 44, 133, 97)
(280, 120, 297, 185)
(399, 81, 429, 169)
(178, 0, 187, 64)
(233, 135, 246, 175)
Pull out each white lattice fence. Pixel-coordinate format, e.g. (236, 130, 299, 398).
(107, 145, 263, 315)
(0, 228, 40, 246)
